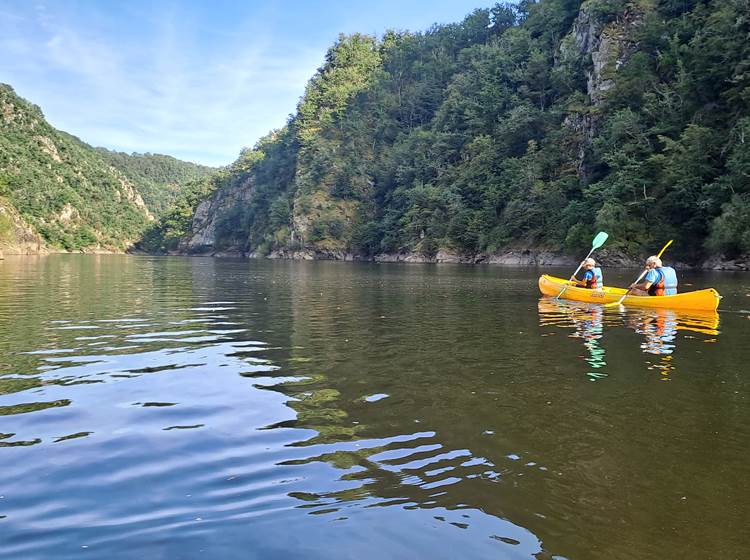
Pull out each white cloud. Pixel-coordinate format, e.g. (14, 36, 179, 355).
(0, 2, 323, 166)
(1, 0, 496, 166)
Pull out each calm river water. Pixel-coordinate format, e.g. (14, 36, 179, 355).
(0, 255, 748, 559)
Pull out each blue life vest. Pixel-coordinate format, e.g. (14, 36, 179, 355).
(582, 267, 603, 289)
(593, 267, 603, 288)
(646, 266, 678, 296)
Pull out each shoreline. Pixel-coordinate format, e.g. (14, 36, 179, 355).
(3, 245, 748, 271)
(166, 246, 750, 271)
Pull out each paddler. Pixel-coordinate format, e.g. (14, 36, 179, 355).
(570, 258, 603, 289)
(630, 256, 678, 296)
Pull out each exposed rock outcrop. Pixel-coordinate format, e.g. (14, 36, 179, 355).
(180, 177, 254, 254)
(702, 256, 750, 271)
(0, 200, 45, 254)
(561, 2, 644, 180)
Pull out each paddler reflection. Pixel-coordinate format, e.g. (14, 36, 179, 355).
(626, 308, 720, 379)
(628, 308, 677, 378)
(538, 299, 607, 380)
(539, 299, 720, 381)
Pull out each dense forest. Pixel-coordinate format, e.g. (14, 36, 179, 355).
(0, 83, 214, 251)
(164, 0, 749, 264)
(2, 0, 748, 263)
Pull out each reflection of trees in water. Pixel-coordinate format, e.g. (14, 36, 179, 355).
(251, 265, 598, 557)
(0, 398, 70, 447)
(259, 374, 366, 445)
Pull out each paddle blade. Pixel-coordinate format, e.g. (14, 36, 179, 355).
(592, 231, 608, 249)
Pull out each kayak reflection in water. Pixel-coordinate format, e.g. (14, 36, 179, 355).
(539, 299, 721, 381)
(575, 305, 607, 380)
(538, 299, 608, 381)
(628, 309, 678, 379)
(626, 308, 720, 380)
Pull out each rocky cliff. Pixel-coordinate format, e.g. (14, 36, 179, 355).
(172, 0, 750, 267)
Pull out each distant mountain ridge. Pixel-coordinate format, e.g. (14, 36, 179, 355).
(0, 83, 216, 253)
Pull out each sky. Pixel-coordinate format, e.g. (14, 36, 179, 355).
(0, 0, 498, 167)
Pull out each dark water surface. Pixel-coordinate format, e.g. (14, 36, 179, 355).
(0, 255, 748, 559)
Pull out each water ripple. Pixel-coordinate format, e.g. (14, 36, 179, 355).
(0, 256, 746, 560)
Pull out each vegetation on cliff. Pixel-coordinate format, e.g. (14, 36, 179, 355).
(169, 0, 749, 263)
(97, 149, 214, 217)
(0, 83, 215, 251)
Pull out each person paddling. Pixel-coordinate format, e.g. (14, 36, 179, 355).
(570, 258, 603, 289)
(630, 256, 678, 296)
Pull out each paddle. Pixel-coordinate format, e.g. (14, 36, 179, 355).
(555, 231, 608, 300)
(604, 239, 673, 308)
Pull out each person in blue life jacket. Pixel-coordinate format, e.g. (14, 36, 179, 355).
(630, 256, 678, 296)
(570, 258, 603, 289)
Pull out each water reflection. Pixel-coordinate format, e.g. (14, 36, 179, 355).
(538, 297, 720, 380)
(538, 299, 610, 380)
(1, 257, 746, 560)
(627, 308, 719, 380)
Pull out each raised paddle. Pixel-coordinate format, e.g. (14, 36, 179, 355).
(555, 231, 608, 300)
(604, 239, 673, 308)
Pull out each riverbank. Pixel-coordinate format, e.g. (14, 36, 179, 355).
(0, 245, 124, 256)
(5, 239, 747, 271)
(163, 245, 750, 271)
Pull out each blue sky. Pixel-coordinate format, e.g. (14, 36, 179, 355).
(0, 0, 497, 166)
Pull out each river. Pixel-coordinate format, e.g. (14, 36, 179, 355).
(0, 255, 747, 559)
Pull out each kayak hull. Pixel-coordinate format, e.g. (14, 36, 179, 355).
(538, 274, 721, 311)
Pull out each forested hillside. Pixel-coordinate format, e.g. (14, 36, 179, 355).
(97, 149, 214, 217)
(171, 0, 749, 265)
(0, 83, 216, 252)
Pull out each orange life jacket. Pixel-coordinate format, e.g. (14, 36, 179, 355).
(647, 267, 678, 297)
(648, 272, 665, 296)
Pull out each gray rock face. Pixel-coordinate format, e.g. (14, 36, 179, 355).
(0, 201, 45, 254)
(373, 250, 577, 266)
(565, 5, 641, 107)
(702, 256, 750, 271)
(561, 4, 644, 180)
(181, 177, 254, 254)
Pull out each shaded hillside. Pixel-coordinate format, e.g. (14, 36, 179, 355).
(168, 0, 749, 265)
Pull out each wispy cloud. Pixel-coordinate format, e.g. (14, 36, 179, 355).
(0, 0, 494, 166)
(0, 1, 322, 165)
